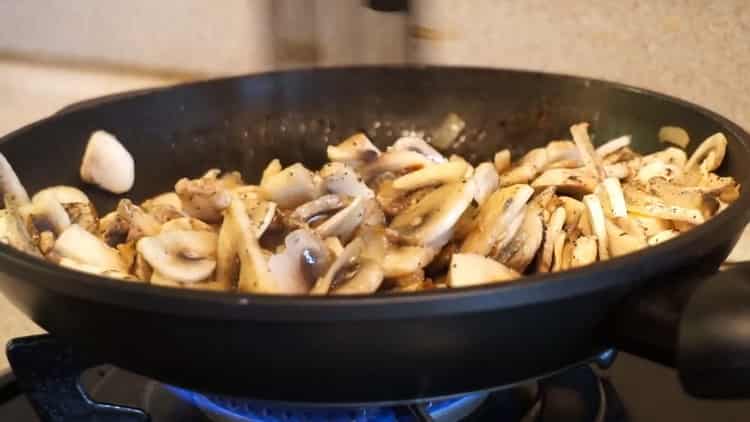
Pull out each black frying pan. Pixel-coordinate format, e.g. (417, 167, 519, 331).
(1, 67, 750, 404)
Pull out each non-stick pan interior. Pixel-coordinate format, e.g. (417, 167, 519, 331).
(2, 67, 748, 216)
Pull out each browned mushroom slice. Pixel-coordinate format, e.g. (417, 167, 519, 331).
(392, 136, 446, 163)
(447, 253, 519, 287)
(570, 236, 598, 268)
(648, 229, 680, 246)
(217, 198, 279, 293)
(259, 159, 282, 186)
(603, 162, 631, 179)
(327, 133, 381, 168)
(583, 194, 609, 260)
(360, 150, 435, 182)
(595, 135, 631, 158)
(0, 153, 29, 205)
(623, 185, 704, 224)
(646, 177, 704, 209)
(538, 206, 566, 272)
(24, 191, 71, 236)
(461, 184, 533, 256)
(0, 198, 41, 256)
(494, 149, 511, 174)
(643, 147, 688, 169)
(175, 171, 232, 223)
(498, 206, 544, 273)
(551, 230, 568, 272)
(532, 168, 599, 194)
(392, 160, 469, 191)
(382, 246, 437, 278)
(314, 196, 365, 242)
(160, 216, 215, 233)
(310, 238, 384, 295)
(259, 163, 318, 209)
(499, 165, 538, 187)
(391, 181, 476, 249)
(331, 260, 384, 295)
(319, 162, 374, 199)
(570, 123, 607, 179)
(686, 133, 727, 172)
(58, 257, 139, 282)
(470, 162, 499, 206)
(605, 219, 646, 257)
(116, 199, 161, 242)
(546, 140, 581, 164)
(290, 194, 346, 225)
(268, 229, 331, 294)
(54, 224, 126, 272)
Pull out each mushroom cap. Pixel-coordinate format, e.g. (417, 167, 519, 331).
(137, 230, 218, 284)
(447, 253, 519, 287)
(80, 130, 135, 194)
(268, 229, 331, 294)
(326, 133, 381, 168)
(54, 224, 126, 272)
(314, 196, 365, 242)
(319, 163, 374, 199)
(260, 163, 318, 208)
(391, 136, 446, 163)
(470, 162, 499, 206)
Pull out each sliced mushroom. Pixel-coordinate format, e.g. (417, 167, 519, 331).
(470, 162, 499, 206)
(570, 236, 598, 268)
(392, 181, 476, 249)
(137, 230, 217, 284)
(546, 140, 581, 165)
(583, 194, 609, 260)
(551, 230, 568, 272)
(648, 229, 680, 246)
(360, 150, 435, 182)
(33, 186, 90, 205)
(596, 135, 631, 158)
(26, 191, 71, 235)
(236, 193, 277, 238)
(175, 172, 232, 223)
(558, 196, 585, 234)
(686, 133, 727, 172)
(79, 130, 135, 194)
(646, 177, 703, 209)
(268, 229, 332, 294)
(63, 202, 98, 233)
(159, 216, 214, 233)
(217, 198, 279, 293)
(58, 257, 139, 281)
(258, 162, 318, 209)
(447, 253, 519, 287)
(499, 164, 537, 187)
(391, 136, 446, 163)
(603, 162, 631, 179)
(570, 123, 607, 179)
(0, 199, 41, 256)
(116, 199, 161, 242)
(310, 238, 383, 295)
(532, 168, 599, 194)
(643, 147, 688, 168)
(142, 192, 183, 211)
(538, 206, 566, 272)
(601, 178, 627, 218)
(494, 149, 511, 174)
(605, 219, 646, 257)
(382, 246, 437, 278)
(290, 194, 345, 225)
(0, 153, 29, 205)
(327, 133, 381, 168)
(260, 159, 282, 186)
(314, 196, 365, 242)
(54, 224, 126, 272)
(623, 185, 703, 224)
(330, 260, 384, 295)
(498, 206, 544, 272)
(392, 160, 469, 191)
(319, 162, 374, 199)
(461, 184, 534, 256)
(658, 126, 690, 149)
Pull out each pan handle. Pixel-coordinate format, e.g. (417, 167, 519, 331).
(608, 262, 750, 398)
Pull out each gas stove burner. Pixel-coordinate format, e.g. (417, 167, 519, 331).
(169, 387, 488, 422)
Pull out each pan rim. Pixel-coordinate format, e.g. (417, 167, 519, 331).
(0, 65, 749, 321)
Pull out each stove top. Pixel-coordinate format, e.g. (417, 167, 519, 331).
(2, 336, 750, 421)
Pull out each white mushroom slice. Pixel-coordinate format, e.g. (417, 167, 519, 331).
(643, 147, 688, 168)
(605, 219, 647, 257)
(326, 133, 381, 168)
(461, 184, 534, 256)
(0, 202, 41, 256)
(319, 162, 374, 199)
(160, 217, 214, 233)
(331, 260, 384, 295)
(392, 181, 476, 249)
(392, 160, 468, 191)
(538, 206, 566, 272)
(636, 160, 680, 183)
(494, 149, 512, 174)
(603, 162, 630, 179)
(648, 229, 680, 246)
(260, 159, 282, 186)
(583, 194, 609, 260)
(629, 213, 672, 237)
(570, 123, 607, 179)
(79, 130, 135, 194)
(54, 224, 126, 272)
(392, 136, 446, 163)
(570, 236, 598, 268)
(490, 206, 526, 258)
(58, 257, 139, 281)
(360, 150, 434, 182)
(558, 197, 585, 232)
(595, 135, 631, 158)
(175, 174, 231, 224)
(314, 196, 365, 242)
(499, 165, 537, 187)
(546, 141, 581, 165)
(0, 153, 29, 205)
(27, 191, 71, 235)
(217, 198, 279, 293)
(602, 178, 627, 218)
(32, 186, 90, 205)
(311, 238, 377, 295)
(291, 194, 345, 224)
(499, 207, 544, 272)
(447, 253, 519, 288)
(686, 133, 727, 172)
(259, 163, 317, 209)
(470, 162, 499, 206)
(658, 126, 690, 149)
(520, 148, 549, 170)
(137, 230, 218, 284)
(324, 236, 344, 257)
(448, 155, 475, 178)
(646, 177, 703, 210)
(551, 231, 567, 272)
(532, 168, 599, 194)
(268, 229, 331, 294)
(382, 246, 437, 278)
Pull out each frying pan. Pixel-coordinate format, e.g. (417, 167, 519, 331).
(1, 67, 750, 404)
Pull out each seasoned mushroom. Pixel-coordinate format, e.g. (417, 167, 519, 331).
(360, 150, 435, 182)
(648, 229, 680, 245)
(392, 181, 476, 249)
(686, 133, 727, 172)
(58, 257, 139, 281)
(658, 126, 690, 149)
(605, 219, 646, 257)
(494, 149, 511, 174)
(319, 162, 374, 199)
(137, 230, 218, 284)
(259, 163, 318, 209)
(532, 168, 599, 194)
(175, 171, 232, 223)
(391, 136, 446, 163)
(570, 236, 598, 268)
(0, 153, 29, 205)
(497, 206, 544, 272)
(0, 199, 41, 256)
(327, 133, 381, 168)
(462, 184, 534, 256)
(538, 206, 566, 272)
(382, 246, 437, 278)
(79, 130, 135, 194)
(392, 160, 469, 191)
(314, 196, 365, 242)
(290, 194, 346, 226)
(268, 229, 331, 294)
(595, 135, 631, 158)
(116, 199, 161, 242)
(470, 162, 499, 206)
(54, 224, 126, 272)
(310, 238, 384, 295)
(447, 253, 519, 287)
(25, 191, 71, 235)
(570, 123, 607, 179)
(583, 194, 609, 260)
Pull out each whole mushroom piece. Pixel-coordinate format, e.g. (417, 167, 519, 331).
(79, 131, 135, 194)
